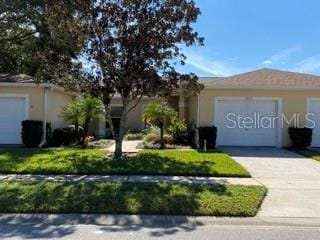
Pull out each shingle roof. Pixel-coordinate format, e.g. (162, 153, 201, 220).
(0, 74, 35, 83)
(199, 69, 320, 89)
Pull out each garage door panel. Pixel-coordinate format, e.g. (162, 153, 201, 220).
(215, 98, 278, 147)
(215, 100, 247, 146)
(308, 99, 320, 147)
(0, 96, 26, 144)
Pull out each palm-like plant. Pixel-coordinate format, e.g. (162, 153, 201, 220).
(61, 96, 105, 143)
(144, 102, 177, 149)
(79, 96, 105, 138)
(61, 99, 83, 139)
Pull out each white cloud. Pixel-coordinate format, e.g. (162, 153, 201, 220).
(262, 46, 302, 66)
(293, 55, 320, 74)
(263, 60, 273, 65)
(183, 50, 242, 77)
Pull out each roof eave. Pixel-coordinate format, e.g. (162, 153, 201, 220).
(0, 82, 79, 97)
(203, 85, 320, 91)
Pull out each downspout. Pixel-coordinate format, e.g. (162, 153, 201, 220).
(196, 93, 200, 149)
(39, 86, 49, 148)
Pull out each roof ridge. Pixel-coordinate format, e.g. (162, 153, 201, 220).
(260, 68, 320, 78)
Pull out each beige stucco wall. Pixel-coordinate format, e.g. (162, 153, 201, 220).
(0, 86, 44, 120)
(110, 99, 149, 130)
(188, 95, 198, 126)
(95, 98, 162, 137)
(47, 89, 75, 130)
(0, 85, 74, 131)
(190, 89, 320, 147)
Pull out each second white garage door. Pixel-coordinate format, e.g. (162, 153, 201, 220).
(307, 98, 320, 147)
(214, 97, 280, 147)
(0, 95, 27, 144)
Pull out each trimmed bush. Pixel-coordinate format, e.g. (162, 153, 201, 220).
(198, 126, 217, 149)
(288, 127, 312, 149)
(143, 133, 160, 143)
(50, 127, 81, 147)
(21, 120, 51, 147)
(124, 132, 144, 140)
(168, 118, 188, 144)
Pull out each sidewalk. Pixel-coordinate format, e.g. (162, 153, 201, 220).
(0, 174, 260, 185)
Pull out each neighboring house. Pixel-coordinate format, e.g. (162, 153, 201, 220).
(3, 68, 320, 148)
(95, 68, 320, 148)
(193, 68, 320, 148)
(0, 74, 76, 144)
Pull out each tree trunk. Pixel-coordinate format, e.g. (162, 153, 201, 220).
(114, 137, 123, 159)
(160, 122, 164, 149)
(106, 99, 128, 160)
(75, 120, 80, 142)
(81, 116, 90, 146)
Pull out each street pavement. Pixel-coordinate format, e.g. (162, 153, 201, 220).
(0, 214, 319, 240)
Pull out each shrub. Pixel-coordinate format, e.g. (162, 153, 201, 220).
(145, 126, 160, 135)
(143, 133, 174, 144)
(187, 122, 196, 147)
(168, 118, 188, 144)
(124, 131, 144, 140)
(84, 136, 95, 146)
(288, 127, 312, 149)
(21, 120, 51, 147)
(198, 126, 217, 149)
(142, 134, 175, 149)
(50, 126, 82, 147)
(143, 133, 159, 143)
(157, 134, 175, 145)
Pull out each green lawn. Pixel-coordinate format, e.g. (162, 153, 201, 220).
(293, 149, 320, 161)
(0, 181, 266, 216)
(0, 148, 250, 177)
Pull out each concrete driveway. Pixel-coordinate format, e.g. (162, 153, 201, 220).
(222, 147, 320, 218)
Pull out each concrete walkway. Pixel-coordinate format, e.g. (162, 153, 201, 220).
(221, 147, 320, 218)
(106, 140, 142, 153)
(0, 174, 260, 186)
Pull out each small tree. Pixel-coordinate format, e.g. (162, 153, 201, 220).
(61, 99, 83, 139)
(144, 102, 177, 149)
(61, 96, 104, 143)
(85, 0, 204, 159)
(79, 96, 105, 139)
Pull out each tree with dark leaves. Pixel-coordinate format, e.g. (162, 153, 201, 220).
(0, 0, 91, 87)
(86, 0, 204, 159)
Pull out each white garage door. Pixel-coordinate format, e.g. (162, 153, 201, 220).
(0, 96, 27, 144)
(307, 99, 320, 147)
(215, 98, 279, 147)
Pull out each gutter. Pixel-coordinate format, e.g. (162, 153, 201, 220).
(39, 86, 49, 148)
(196, 93, 200, 149)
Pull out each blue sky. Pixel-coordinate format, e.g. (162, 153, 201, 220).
(176, 0, 320, 77)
